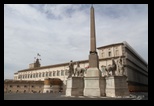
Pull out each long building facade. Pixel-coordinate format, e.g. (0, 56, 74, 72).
(4, 78, 63, 93)
(11, 41, 148, 92)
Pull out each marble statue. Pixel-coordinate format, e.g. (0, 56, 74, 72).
(116, 57, 125, 76)
(105, 58, 117, 76)
(68, 60, 74, 78)
(101, 65, 106, 77)
(74, 62, 86, 77)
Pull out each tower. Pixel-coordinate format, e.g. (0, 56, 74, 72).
(29, 54, 41, 69)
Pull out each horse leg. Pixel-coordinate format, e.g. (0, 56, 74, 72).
(121, 67, 124, 76)
(106, 71, 109, 76)
(77, 71, 79, 76)
(81, 70, 83, 77)
(80, 70, 82, 77)
(74, 70, 76, 76)
(112, 70, 114, 76)
(119, 67, 122, 76)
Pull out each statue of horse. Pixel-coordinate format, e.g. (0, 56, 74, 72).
(74, 62, 86, 77)
(105, 58, 117, 76)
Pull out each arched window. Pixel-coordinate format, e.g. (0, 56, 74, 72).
(25, 74, 27, 78)
(28, 74, 30, 78)
(49, 72, 52, 76)
(53, 71, 55, 76)
(33, 73, 35, 78)
(101, 49, 105, 58)
(30, 74, 32, 78)
(46, 72, 48, 77)
(61, 70, 64, 76)
(57, 70, 60, 76)
(39, 73, 41, 77)
(18, 75, 20, 79)
(36, 73, 38, 78)
(42, 72, 44, 77)
(108, 51, 111, 57)
(65, 70, 68, 75)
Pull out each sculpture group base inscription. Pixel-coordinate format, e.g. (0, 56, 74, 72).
(66, 77, 84, 96)
(105, 76, 129, 97)
(84, 77, 106, 96)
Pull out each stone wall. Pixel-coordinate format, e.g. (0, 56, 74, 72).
(4, 80, 44, 93)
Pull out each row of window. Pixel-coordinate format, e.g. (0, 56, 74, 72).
(6, 90, 41, 93)
(16, 70, 68, 79)
(9, 85, 41, 88)
(101, 50, 119, 58)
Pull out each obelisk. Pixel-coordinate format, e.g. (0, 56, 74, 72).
(84, 5, 105, 96)
(89, 5, 99, 72)
(86, 5, 100, 77)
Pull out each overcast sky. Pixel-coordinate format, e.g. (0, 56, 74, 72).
(4, 4, 148, 79)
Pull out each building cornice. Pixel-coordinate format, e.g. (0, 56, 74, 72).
(16, 41, 148, 73)
(97, 42, 124, 49)
(123, 41, 148, 66)
(18, 59, 89, 72)
(97, 41, 148, 66)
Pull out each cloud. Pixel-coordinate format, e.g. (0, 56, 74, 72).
(4, 4, 148, 79)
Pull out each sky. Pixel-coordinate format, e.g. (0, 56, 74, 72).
(4, 4, 148, 79)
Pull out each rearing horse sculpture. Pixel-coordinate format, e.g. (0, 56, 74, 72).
(74, 62, 86, 77)
(105, 58, 117, 76)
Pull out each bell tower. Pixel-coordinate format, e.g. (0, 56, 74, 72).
(29, 53, 41, 69)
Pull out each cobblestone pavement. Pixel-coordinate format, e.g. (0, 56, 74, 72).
(4, 92, 148, 100)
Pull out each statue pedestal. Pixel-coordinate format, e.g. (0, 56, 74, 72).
(105, 76, 129, 97)
(84, 67, 106, 97)
(66, 77, 84, 96)
(84, 77, 106, 96)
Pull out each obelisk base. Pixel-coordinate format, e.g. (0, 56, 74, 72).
(66, 77, 84, 96)
(105, 76, 130, 97)
(84, 77, 106, 96)
(84, 77, 100, 96)
(84, 67, 106, 97)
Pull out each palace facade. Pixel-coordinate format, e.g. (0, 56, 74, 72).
(9, 41, 148, 92)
